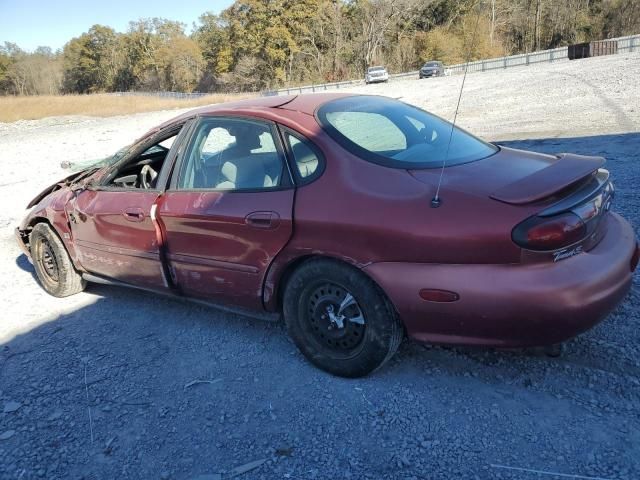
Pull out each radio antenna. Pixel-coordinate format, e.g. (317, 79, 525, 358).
(431, 4, 483, 208)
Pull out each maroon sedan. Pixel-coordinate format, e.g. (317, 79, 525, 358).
(16, 94, 639, 377)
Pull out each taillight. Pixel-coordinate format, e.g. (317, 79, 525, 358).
(512, 213, 586, 251)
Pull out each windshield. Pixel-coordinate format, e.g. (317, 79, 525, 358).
(316, 95, 497, 169)
(99, 145, 131, 166)
(368, 67, 385, 72)
(61, 145, 131, 172)
(424, 62, 440, 67)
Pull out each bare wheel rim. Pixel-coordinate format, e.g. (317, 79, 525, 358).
(37, 237, 59, 283)
(305, 282, 366, 355)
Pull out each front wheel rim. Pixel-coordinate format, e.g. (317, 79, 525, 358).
(37, 237, 60, 283)
(305, 282, 366, 355)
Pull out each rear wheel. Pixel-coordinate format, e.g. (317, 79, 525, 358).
(30, 223, 86, 297)
(283, 259, 403, 377)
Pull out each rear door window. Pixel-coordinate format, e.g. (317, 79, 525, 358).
(282, 129, 324, 182)
(176, 118, 286, 191)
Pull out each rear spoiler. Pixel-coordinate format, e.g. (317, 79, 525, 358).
(490, 153, 605, 205)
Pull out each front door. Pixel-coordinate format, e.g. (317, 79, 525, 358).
(68, 126, 184, 289)
(159, 116, 295, 309)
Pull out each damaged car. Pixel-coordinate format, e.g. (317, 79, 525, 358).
(16, 94, 639, 377)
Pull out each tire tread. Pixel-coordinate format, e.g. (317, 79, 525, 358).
(30, 222, 86, 297)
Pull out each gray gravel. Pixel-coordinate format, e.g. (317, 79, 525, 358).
(1, 54, 639, 480)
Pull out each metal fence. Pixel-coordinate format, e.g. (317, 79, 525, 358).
(617, 34, 640, 52)
(263, 33, 640, 96)
(108, 91, 210, 100)
(262, 80, 362, 96)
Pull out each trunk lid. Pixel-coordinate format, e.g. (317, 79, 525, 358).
(410, 146, 613, 258)
(409, 146, 605, 205)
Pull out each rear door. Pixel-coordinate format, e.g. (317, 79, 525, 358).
(159, 116, 295, 309)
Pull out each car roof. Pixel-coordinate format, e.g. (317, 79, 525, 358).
(152, 95, 296, 129)
(147, 92, 354, 137)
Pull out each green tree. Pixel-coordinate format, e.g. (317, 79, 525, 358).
(0, 44, 14, 94)
(4, 0, 640, 96)
(62, 25, 120, 93)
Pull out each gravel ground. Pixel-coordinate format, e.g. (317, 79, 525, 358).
(0, 52, 639, 480)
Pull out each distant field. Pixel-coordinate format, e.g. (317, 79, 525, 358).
(0, 93, 252, 123)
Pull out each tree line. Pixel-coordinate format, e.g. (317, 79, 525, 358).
(1, 0, 638, 95)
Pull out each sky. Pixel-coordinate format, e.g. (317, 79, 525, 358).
(0, 0, 234, 52)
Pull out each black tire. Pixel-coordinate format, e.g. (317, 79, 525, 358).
(283, 259, 403, 377)
(30, 222, 86, 297)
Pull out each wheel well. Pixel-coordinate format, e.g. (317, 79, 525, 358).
(275, 255, 316, 310)
(19, 217, 53, 250)
(274, 255, 397, 316)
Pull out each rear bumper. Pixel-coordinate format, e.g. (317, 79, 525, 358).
(364, 213, 638, 347)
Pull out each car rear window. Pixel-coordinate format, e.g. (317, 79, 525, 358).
(316, 95, 497, 169)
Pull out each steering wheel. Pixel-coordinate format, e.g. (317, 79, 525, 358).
(140, 165, 158, 189)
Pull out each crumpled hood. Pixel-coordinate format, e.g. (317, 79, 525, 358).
(26, 167, 100, 209)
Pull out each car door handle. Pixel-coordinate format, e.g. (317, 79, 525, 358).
(245, 211, 280, 229)
(123, 207, 145, 222)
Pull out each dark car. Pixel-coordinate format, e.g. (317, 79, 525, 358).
(16, 94, 639, 377)
(419, 61, 445, 78)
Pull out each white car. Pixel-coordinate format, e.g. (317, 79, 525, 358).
(365, 66, 389, 84)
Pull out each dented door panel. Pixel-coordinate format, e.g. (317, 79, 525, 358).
(69, 189, 166, 289)
(158, 190, 294, 309)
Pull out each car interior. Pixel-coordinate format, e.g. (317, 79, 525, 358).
(107, 121, 321, 190)
(287, 134, 319, 178)
(179, 121, 284, 190)
(109, 133, 177, 189)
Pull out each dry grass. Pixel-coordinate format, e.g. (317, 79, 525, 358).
(0, 93, 254, 123)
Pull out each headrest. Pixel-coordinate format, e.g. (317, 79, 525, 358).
(228, 124, 262, 151)
(221, 161, 237, 183)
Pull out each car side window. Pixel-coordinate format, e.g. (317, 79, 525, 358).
(177, 118, 284, 191)
(283, 131, 323, 180)
(105, 125, 184, 190)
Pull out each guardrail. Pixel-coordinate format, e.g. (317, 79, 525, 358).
(262, 80, 363, 96)
(263, 33, 640, 96)
(108, 91, 210, 99)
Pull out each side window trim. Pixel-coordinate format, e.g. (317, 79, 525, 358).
(156, 117, 197, 192)
(277, 125, 326, 186)
(168, 115, 294, 193)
